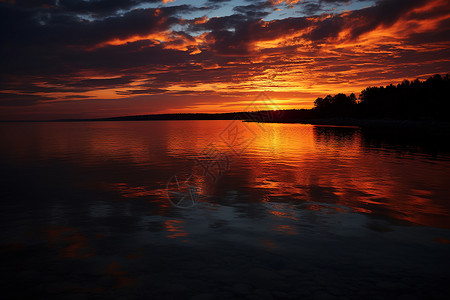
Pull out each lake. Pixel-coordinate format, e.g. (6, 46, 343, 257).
(0, 121, 449, 300)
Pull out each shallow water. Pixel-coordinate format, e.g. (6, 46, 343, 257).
(0, 121, 449, 299)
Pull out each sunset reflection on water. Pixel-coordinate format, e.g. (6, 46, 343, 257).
(1, 121, 449, 299)
(1, 121, 449, 228)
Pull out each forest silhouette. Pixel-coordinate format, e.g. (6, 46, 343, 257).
(312, 73, 450, 120)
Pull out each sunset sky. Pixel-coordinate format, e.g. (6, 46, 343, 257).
(1, 0, 450, 120)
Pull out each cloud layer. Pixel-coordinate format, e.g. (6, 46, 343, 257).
(1, 0, 449, 119)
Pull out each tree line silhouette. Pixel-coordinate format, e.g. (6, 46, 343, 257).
(312, 74, 450, 120)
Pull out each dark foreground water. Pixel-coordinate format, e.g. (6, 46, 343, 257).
(0, 121, 449, 300)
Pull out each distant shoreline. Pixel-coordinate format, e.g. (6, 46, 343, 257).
(0, 112, 241, 123)
(2, 114, 450, 132)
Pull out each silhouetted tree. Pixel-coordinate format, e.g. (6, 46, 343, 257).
(358, 74, 450, 120)
(310, 74, 450, 121)
(313, 93, 358, 117)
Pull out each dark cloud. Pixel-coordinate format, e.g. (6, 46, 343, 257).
(189, 14, 247, 32)
(304, 15, 345, 41)
(69, 76, 138, 89)
(347, 0, 429, 39)
(57, 0, 161, 16)
(301, 2, 322, 15)
(10, 0, 164, 15)
(298, 0, 369, 15)
(0, 2, 199, 79)
(116, 87, 169, 95)
(0, 4, 182, 47)
(0, 0, 449, 115)
(195, 0, 430, 55)
(191, 14, 312, 54)
(0, 92, 55, 106)
(233, 1, 273, 19)
(321, 0, 359, 3)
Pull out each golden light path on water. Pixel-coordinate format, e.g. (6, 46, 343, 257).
(1, 121, 449, 230)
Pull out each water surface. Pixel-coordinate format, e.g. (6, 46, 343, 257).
(0, 121, 449, 299)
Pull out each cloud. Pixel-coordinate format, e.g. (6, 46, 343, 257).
(0, 92, 55, 107)
(233, 1, 274, 19)
(0, 0, 449, 119)
(10, 0, 165, 15)
(0, 4, 195, 47)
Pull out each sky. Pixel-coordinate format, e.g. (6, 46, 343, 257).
(1, 0, 449, 120)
